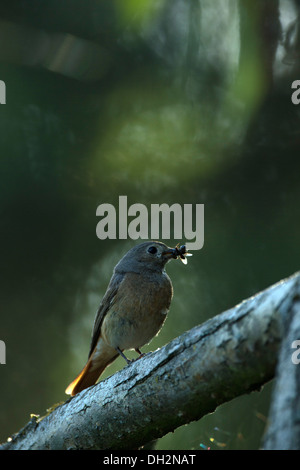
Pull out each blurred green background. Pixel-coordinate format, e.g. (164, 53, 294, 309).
(0, 0, 300, 450)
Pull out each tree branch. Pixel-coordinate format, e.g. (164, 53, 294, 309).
(1, 272, 300, 450)
(262, 278, 300, 449)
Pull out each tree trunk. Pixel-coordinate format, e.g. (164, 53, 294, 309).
(262, 284, 300, 449)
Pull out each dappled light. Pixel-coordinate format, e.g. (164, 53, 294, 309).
(0, 0, 300, 450)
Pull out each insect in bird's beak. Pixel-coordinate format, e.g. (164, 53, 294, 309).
(173, 244, 193, 264)
(162, 244, 193, 264)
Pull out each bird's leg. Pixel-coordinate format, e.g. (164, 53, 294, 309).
(116, 347, 132, 364)
(115, 347, 146, 365)
(135, 348, 146, 360)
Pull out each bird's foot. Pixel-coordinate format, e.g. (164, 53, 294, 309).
(135, 348, 146, 360)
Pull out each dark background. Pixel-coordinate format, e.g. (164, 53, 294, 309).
(0, 0, 299, 449)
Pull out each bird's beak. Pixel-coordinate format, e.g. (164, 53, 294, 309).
(162, 248, 178, 260)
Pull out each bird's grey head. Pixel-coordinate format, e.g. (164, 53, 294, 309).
(114, 241, 176, 274)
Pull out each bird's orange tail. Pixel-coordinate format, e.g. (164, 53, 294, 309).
(65, 344, 118, 396)
(65, 358, 101, 396)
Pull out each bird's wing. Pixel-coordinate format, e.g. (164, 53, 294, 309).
(88, 272, 124, 358)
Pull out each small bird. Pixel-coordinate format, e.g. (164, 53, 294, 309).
(65, 241, 191, 396)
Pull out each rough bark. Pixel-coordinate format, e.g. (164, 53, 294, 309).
(1, 272, 300, 450)
(262, 284, 300, 449)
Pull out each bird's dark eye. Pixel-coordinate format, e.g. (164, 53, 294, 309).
(148, 246, 157, 254)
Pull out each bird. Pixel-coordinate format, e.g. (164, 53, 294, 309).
(65, 241, 191, 396)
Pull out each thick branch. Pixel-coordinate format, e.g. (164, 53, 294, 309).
(1, 272, 300, 450)
(263, 283, 300, 449)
